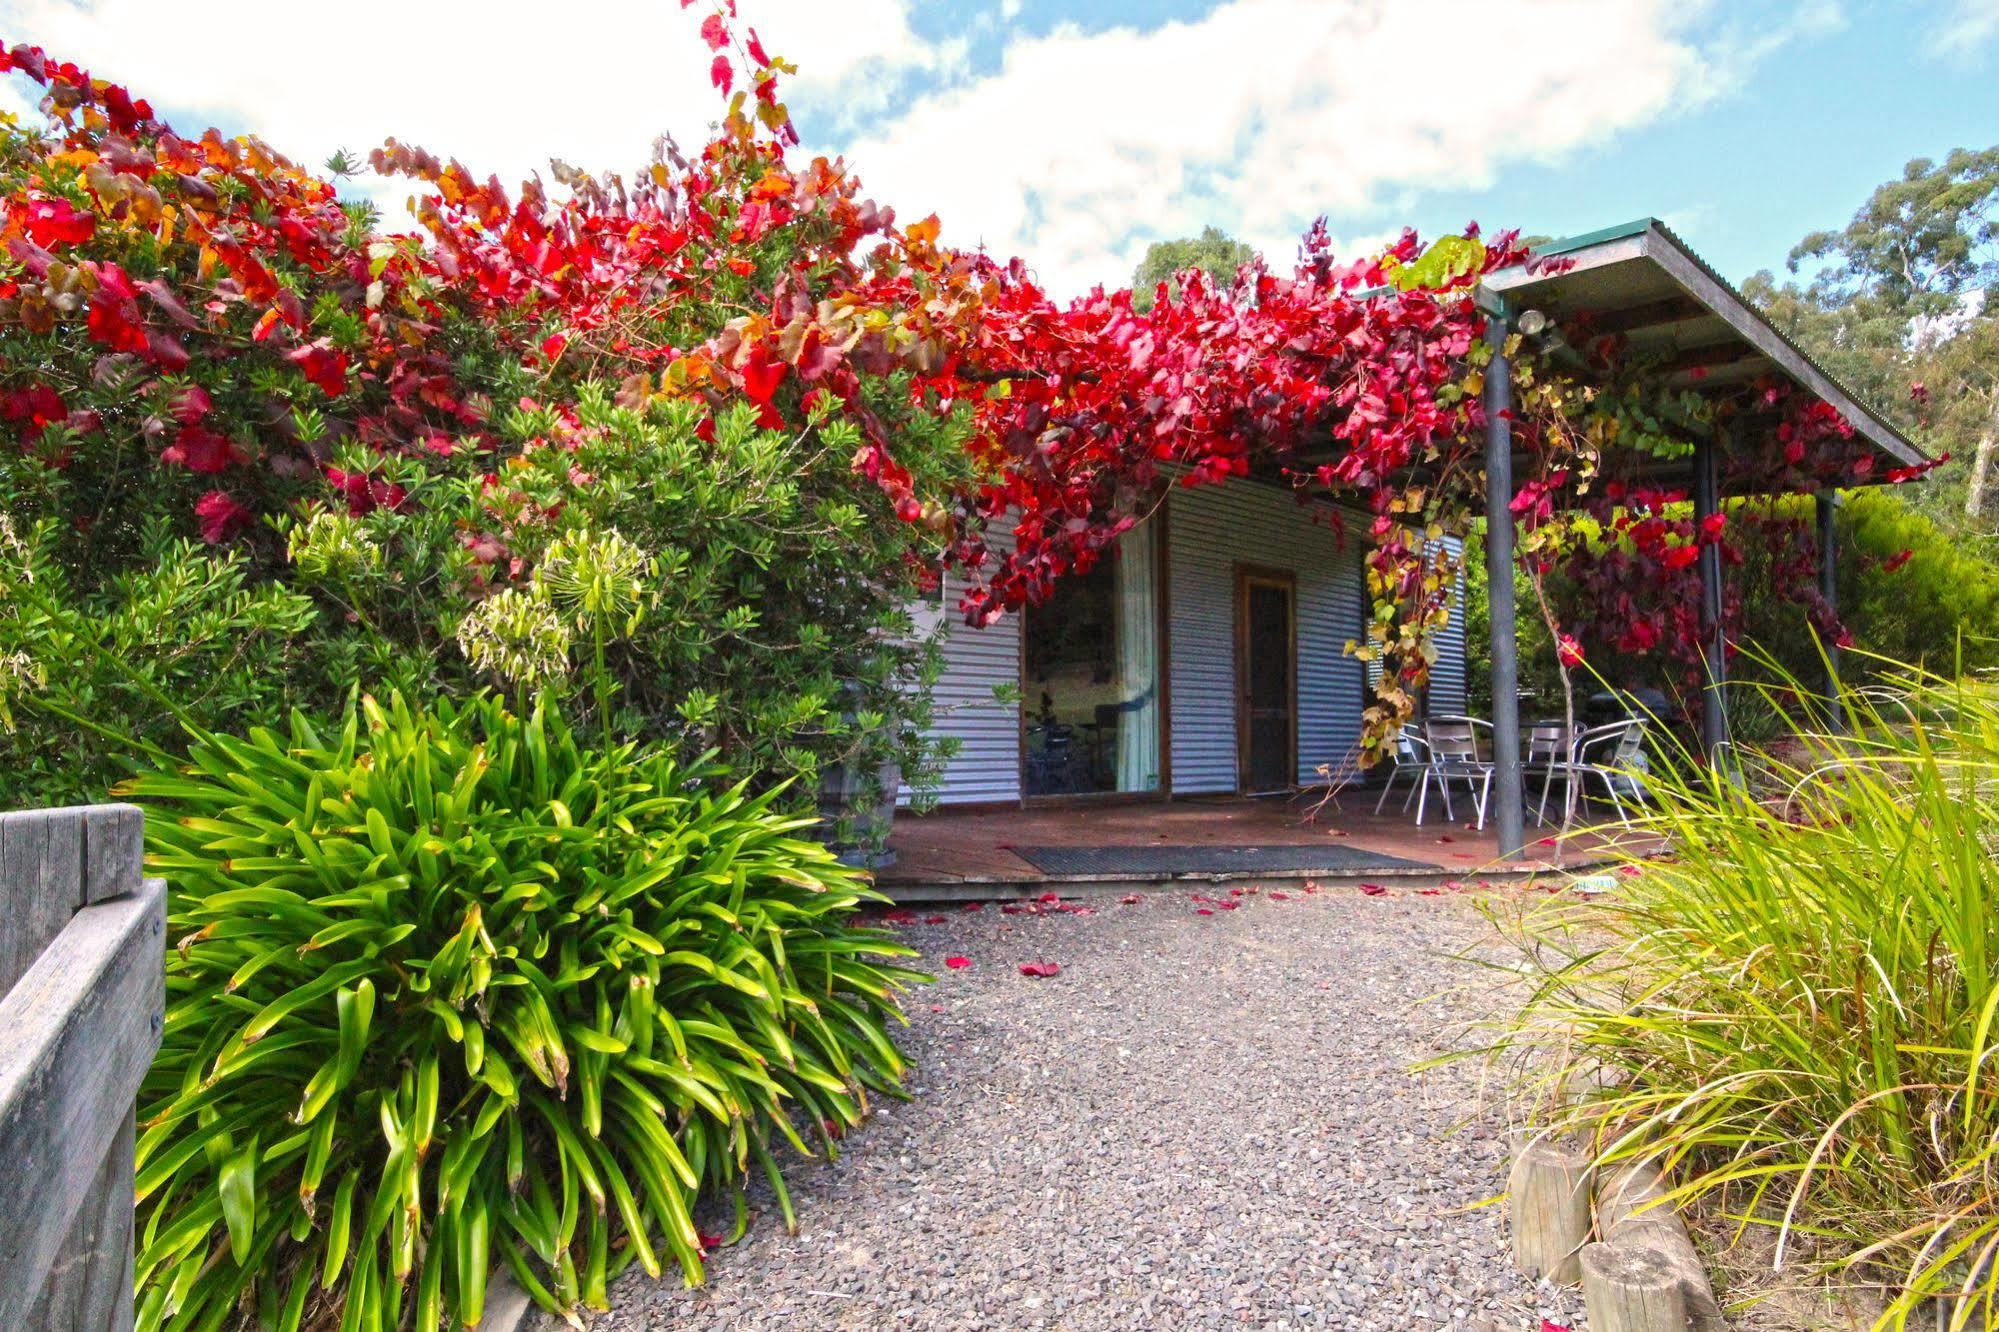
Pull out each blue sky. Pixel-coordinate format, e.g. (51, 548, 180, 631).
(2, 0, 1993, 295)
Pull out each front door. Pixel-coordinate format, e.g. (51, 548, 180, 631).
(1236, 568, 1296, 794)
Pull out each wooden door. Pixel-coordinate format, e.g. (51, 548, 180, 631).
(1235, 568, 1297, 793)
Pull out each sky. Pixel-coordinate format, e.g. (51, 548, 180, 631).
(0, 0, 1994, 297)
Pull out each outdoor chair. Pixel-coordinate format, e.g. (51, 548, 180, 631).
(1538, 719, 1650, 826)
(1522, 721, 1575, 826)
(1373, 728, 1445, 822)
(1422, 718, 1494, 830)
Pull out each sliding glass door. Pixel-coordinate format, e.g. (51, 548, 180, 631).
(1021, 522, 1162, 796)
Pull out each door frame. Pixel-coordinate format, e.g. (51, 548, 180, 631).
(1234, 563, 1298, 794)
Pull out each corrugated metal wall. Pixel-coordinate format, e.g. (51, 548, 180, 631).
(1428, 539, 1471, 714)
(1164, 482, 1371, 793)
(902, 529, 1020, 807)
(907, 493, 1475, 806)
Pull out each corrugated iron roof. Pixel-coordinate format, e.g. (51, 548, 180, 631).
(1485, 217, 1930, 481)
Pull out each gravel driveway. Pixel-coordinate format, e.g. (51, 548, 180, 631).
(573, 883, 1587, 1331)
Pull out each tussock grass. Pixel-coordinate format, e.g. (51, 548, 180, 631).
(1481, 656, 1999, 1328)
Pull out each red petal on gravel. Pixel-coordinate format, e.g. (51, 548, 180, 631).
(1196, 907, 1214, 915)
(1215, 899, 1238, 910)
(1018, 961, 1061, 978)
(1619, 864, 1643, 876)
(1119, 894, 1141, 905)
(882, 909, 918, 925)
(1269, 891, 1289, 900)
(962, 902, 984, 912)
(1436, 834, 1455, 843)
(1418, 888, 1442, 896)
(1542, 1323, 1572, 1332)
(945, 956, 971, 969)
(924, 915, 946, 924)
(1037, 891, 1062, 904)
(1358, 883, 1388, 896)
(698, 1231, 724, 1252)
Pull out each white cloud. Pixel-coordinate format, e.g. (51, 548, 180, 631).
(0, 0, 1832, 295)
(1935, 0, 1999, 52)
(0, 0, 946, 223)
(843, 0, 1797, 294)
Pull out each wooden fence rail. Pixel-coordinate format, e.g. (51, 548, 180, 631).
(0, 803, 165, 1331)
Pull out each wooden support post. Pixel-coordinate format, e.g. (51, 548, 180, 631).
(1694, 436, 1726, 759)
(1508, 1131, 1593, 1284)
(1817, 490, 1844, 733)
(1482, 307, 1524, 859)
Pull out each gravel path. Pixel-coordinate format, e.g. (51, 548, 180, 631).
(573, 883, 1588, 1331)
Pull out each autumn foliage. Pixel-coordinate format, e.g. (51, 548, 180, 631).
(0, 0, 1937, 775)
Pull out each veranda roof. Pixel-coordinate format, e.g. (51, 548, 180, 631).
(1478, 217, 1932, 490)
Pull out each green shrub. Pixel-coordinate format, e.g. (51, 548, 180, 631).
(0, 518, 318, 807)
(126, 692, 923, 1330)
(1484, 662, 1999, 1324)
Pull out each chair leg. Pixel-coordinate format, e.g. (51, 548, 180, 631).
(1414, 771, 1429, 825)
(1475, 770, 1492, 832)
(1536, 768, 1556, 825)
(1439, 774, 1455, 823)
(1375, 772, 1396, 816)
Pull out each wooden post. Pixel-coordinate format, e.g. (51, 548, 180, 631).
(1482, 306, 1525, 858)
(1817, 490, 1845, 733)
(1582, 1242, 1688, 1332)
(1509, 1131, 1593, 1284)
(1694, 436, 1727, 759)
(0, 804, 164, 1332)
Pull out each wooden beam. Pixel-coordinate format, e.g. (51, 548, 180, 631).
(0, 878, 166, 1331)
(1569, 294, 1706, 339)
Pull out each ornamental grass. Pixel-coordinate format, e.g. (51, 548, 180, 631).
(1484, 655, 1999, 1328)
(124, 692, 923, 1331)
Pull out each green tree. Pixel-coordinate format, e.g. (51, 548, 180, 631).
(1746, 148, 1999, 547)
(1130, 226, 1255, 311)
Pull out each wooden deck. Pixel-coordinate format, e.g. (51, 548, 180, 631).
(875, 792, 1656, 900)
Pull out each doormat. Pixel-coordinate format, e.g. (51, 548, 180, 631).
(1011, 844, 1441, 877)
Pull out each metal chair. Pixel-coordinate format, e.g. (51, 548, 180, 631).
(1540, 720, 1649, 826)
(1373, 729, 1444, 822)
(1522, 721, 1574, 825)
(1423, 718, 1494, 829)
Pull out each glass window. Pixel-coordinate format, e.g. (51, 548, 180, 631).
(1022, 522, 1161, 795)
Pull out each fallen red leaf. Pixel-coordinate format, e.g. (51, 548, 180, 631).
(881, 909, 917, 925)
(1269, 891, 1289, 900)
(698, 1230, 724, 1252)
(1196, 907, 1214, 915)
(1119, 894, 1141, 905)
(924, 914, 946, 924)
(1018, 960, 1060, 978)
(962, 901, 984, 912)
(945, 955, 971, 970)
(1436, 834, 1455, 844)
(1037, 891, 1062, 904)
(1418, 888, 1442, 896)
(1359, 883, 1388, 896)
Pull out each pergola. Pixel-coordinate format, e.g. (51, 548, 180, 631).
(1474, 218, 1933, 857)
